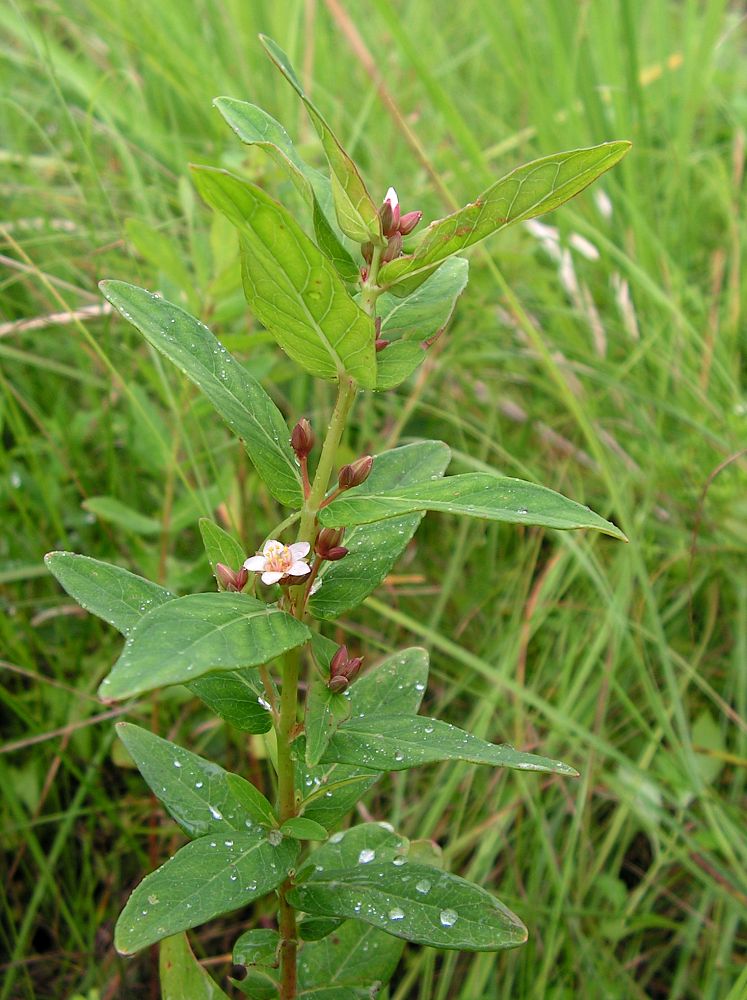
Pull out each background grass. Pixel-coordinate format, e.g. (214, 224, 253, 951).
(1, 0, 746, 997)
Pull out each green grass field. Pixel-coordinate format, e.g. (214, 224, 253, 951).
(1, 1, 746, 997)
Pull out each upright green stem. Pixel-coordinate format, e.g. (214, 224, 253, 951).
(276, 244, 382, 1000)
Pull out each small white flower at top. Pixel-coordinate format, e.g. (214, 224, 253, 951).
(244, 540, 311, 585)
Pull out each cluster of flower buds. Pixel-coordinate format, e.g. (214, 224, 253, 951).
(361, 187, 423, 274)
(215, 563, 249, 593)
(315, 526, 348, 562)
(338, 454, 373, 490)
(291, 417, 314, 460)
(328, 644, 363, 693)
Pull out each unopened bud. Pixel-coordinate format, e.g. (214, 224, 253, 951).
(375, 338, 390, 352)
(215, 563, 236, 590)
(338, 454, 373, 490)
(398, 210, 423, 236)
(325, 545, 349, 561)
(382, 232, 403, 263)
(329, 645, 349, 678)
(328, 675, 349, 694)
(344, 656, 363, 682)
(361, 242, 374, 266)
(233, 567, 249, 592)
(374, 317, 382, 337)
(291, 417, 314, 459)
(379, 187, 400, 237)
(315, 527, 345, 559)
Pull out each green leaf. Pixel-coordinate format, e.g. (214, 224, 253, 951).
(374, 340, 427, 391)
(199, 518, 247, 583)
(82, 495, 161, 535)
(100, 281, 301, 508)
(281, 817, 329, 841)
(378, 257, 469, 340)
(233, 928, 279, 968)
(232, 970, 278, 999)
(116, 723, 273, 838)
(319, 472, 626, 540)
(323, 715, 578, 775)
(190, 166, 377, 388)
(224, 773, 278, 827)
(305, 634, 351, 766)
(259, 36, 383, 246)
(298, 920, 404, 992)
(302, 822, 407, 875)
(115, 830, 299, 954)
(298, 917, 344, 942)
(297, 649, 429, 828)
(299, 987, 374, 999)
(288, 862, 527, 952)
(44, 552, 174, 636)
(213, 98, 359, 285)
(189, 669, 273, 734)
(99, 593, 310, 701)
(380, 141, 632, 293)
(160, 933, 232, 1000)
(309, 441, 451, 620)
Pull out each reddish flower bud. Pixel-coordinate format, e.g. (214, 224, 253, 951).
(374, 317, 382, 337)
(360, 267, 368, 282)
(330, 645, 349, 678)
(361, 242, 374, 266)
(233, 567, 249, 592)
(379, 187, 401, 237)
(398, 210, 423, 236)
(315, 526, 345, 558)
(375, 338, 390, 352)
(325, 545, 349, 561)
(381, 232, 403, 264)
(338, 454, 374, 490)
(215, 563, 236, 590)
(291, 417, 314, 459)
(328, 675, 349, 694)
(344, 656, 363, 682)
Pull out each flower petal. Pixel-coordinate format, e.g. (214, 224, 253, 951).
(385, 186, 398, 208)
(289, 541, 310, 560)
(262, 539, 282, 556)
(244, 556, 266, 571)
(288, 561, 311, 577)
(261, 571, 284, 585)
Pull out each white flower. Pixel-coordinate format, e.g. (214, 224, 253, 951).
(384, 186, 398, 210)
(244, 540, 311, 585)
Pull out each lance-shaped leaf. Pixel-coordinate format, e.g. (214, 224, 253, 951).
(380, 141, 631, 294)
(288, 863, 527, 952)
(44, 551, 174, 636)
(323, 715, 578, 775)
(199, 518, 247, 583)
(319, 471, 626, 540)
(117, 723, 275, 837)
(259, 35, 383, 246)
(298, 919, 404, 992)
(213, 98, 359, 285)
(378, 257, 469, 341)
(99, 593, 310, 701)
(305, 635, 351, 766)
(298, 649, 429, 828)
(99, 281, 302, 507)
(191, 167, 376, 387)
(160, 933, 232, 1000)
(115, 830, 299, 954)
(309, 441, 451, 620)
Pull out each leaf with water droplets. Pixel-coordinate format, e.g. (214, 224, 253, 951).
(116, 829, 299, 954)
(309, 441, 451, 620)
(288, 862, 527, 952)
(232, 927, 279, 967)
(160, 932, 232, 1000)
(190, 166, 377, 388)
(188, 667, 273, 735)
(323, 715, 579, 776)
(319, 472, 626, 540)
(99, 592, 310, 700)
(379, 141, 631, 295)
(301, 822, 406, 878)
(117, 723, 275, 838)
(44, 552, 174, 636)
(99, 281, 301, 508)
(298, 918, 405, 993)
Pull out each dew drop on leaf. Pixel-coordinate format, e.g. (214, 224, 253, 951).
(440, 908, 458, 927)
(415, 879, 431, 894)
(358, 848, 376, 864)
(389, 907, 405, 921)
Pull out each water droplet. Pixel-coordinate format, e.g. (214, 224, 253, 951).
(358, 848, 376, 864)
(230, 873, 237, 881)
(415, 682, 425, 691)
(424, 724, 434, 734)
(440, 909, 458, 927)
(330, 832, 345, 843)
(415, 879, 431, 894)
(394, 750, 404, 762)
(209, 805, 223, 820)
(195, 781, 203, 789)
(268, 829, 282, 846)
(147, 894, 159, 905)
(389, 907, 405, 921)
(173, 760, 181, 768)
(517, 508, 528, 515)
(392, 856, 407, 867)
(224, 840, 234, 847)
(247, 880, 257, 891)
